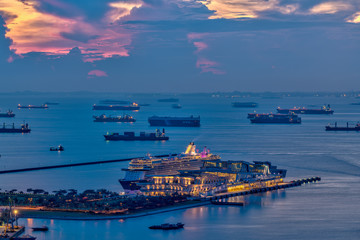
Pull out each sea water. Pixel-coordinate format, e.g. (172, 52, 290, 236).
(0, 93, 359, 240)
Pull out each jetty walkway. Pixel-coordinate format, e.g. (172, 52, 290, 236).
(0, 154, 176, 174)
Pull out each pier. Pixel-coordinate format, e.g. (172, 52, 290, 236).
(0, 154, 177, 175)
(208, 177, 321, 201)
(0, 226, 25, 239)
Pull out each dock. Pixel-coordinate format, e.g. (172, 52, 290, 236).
(207, 177, 321, 201)
(0, 226, 25, 239)
(0, 154, 177, 175)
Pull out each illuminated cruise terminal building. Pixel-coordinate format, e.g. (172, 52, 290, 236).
(138, 159, 287, 197)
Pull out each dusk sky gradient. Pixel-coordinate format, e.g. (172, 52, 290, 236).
(0, 0, 359, 92)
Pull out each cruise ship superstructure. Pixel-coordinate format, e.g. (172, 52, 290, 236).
(119, 142, 220, 191)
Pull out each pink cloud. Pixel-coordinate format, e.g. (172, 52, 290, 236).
(193, 41, 208, 53)
(196, 58, 225, 75)
(187, 32, 225, 75)
(88, 70, 108, 77)
(0, 0, 138, 62)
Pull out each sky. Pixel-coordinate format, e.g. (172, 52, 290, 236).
(0, 0, 359, 92)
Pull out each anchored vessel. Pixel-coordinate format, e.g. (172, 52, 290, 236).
(325, 122, 360, 131)
(0, 110, 15, 118)
(93, 103, 140, 111)
(50, 145, 64, 151)
(249, 113, 301, 124)
(149, 223, 184, 230)
(0, 123, 31, 133)
(171, 104, 182, 109)
(232, 102, 258, 108)
(104, 129, 168, 141)
(32, 226, 48, 231)
(17, 104, 48, 109)
(148, 115, 200, 127)
(93, 114, 136, 122)
(119, 142, 220, 191)
(277, 104, 334, 114)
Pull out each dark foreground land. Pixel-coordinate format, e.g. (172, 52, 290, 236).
(0, 189, 190, 219)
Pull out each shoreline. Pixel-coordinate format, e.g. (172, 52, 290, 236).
(16, 201, 211, 221)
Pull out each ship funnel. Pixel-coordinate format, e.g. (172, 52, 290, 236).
(185, 142, 195, 155)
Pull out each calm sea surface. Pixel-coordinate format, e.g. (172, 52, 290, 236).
(0, 93, 359, 240)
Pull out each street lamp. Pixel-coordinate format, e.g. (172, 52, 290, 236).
(14, 210, 18, 228)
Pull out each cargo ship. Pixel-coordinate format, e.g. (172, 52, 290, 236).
(119, 142, 220, 191)
(148, 115, 200, 127)
(249, 113, 301, 124)
(325, 122, 360, 131)
(0, 123, 31, 133)
(92, 103, 140, 111)
(158, 98, 179, 102)
(277, 104, 334, 114)
(18, 104, 48, 109)
(0, 110, 15, 118)
(232, 102, 258, 108)
(104, 129, 168, 141)
(93, 114, 136, 122)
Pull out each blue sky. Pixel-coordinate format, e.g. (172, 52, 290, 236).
(0, 0, 359, 92)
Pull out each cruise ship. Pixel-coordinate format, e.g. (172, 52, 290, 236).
(148, 116, 200, 127)
(119, 142, 220, 191)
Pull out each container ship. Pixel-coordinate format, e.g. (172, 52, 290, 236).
(93, 114, 136, 122)
(232, 102, 258, 108)
(0, 110, 15, 118)
(0, 123, 31, 133)
(325, 122, 360, 131)
(249, 113, 301, 124)
(104, 129, 168, 141)
(277, 105, 334, 114)
(119, 142, 220, 191)
(18, 104, 48, 109)
(93, 103, 140, 111)
(148, 115, 200, 127)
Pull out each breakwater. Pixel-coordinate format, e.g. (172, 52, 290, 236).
(0, 154, 176, 174)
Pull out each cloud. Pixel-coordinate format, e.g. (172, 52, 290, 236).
(309, 1, 352, 15)
(196, 0, 299, 19)
(106, 0, 143, 23)
(347, 12, 360, 23)
(88, 69, 108, 77)
(196, 57, 224, 74)
(187, 32, 224, 75)
(0, 0, 133, 62)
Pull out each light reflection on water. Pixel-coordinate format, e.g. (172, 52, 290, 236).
(0, 93, 359, 239)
